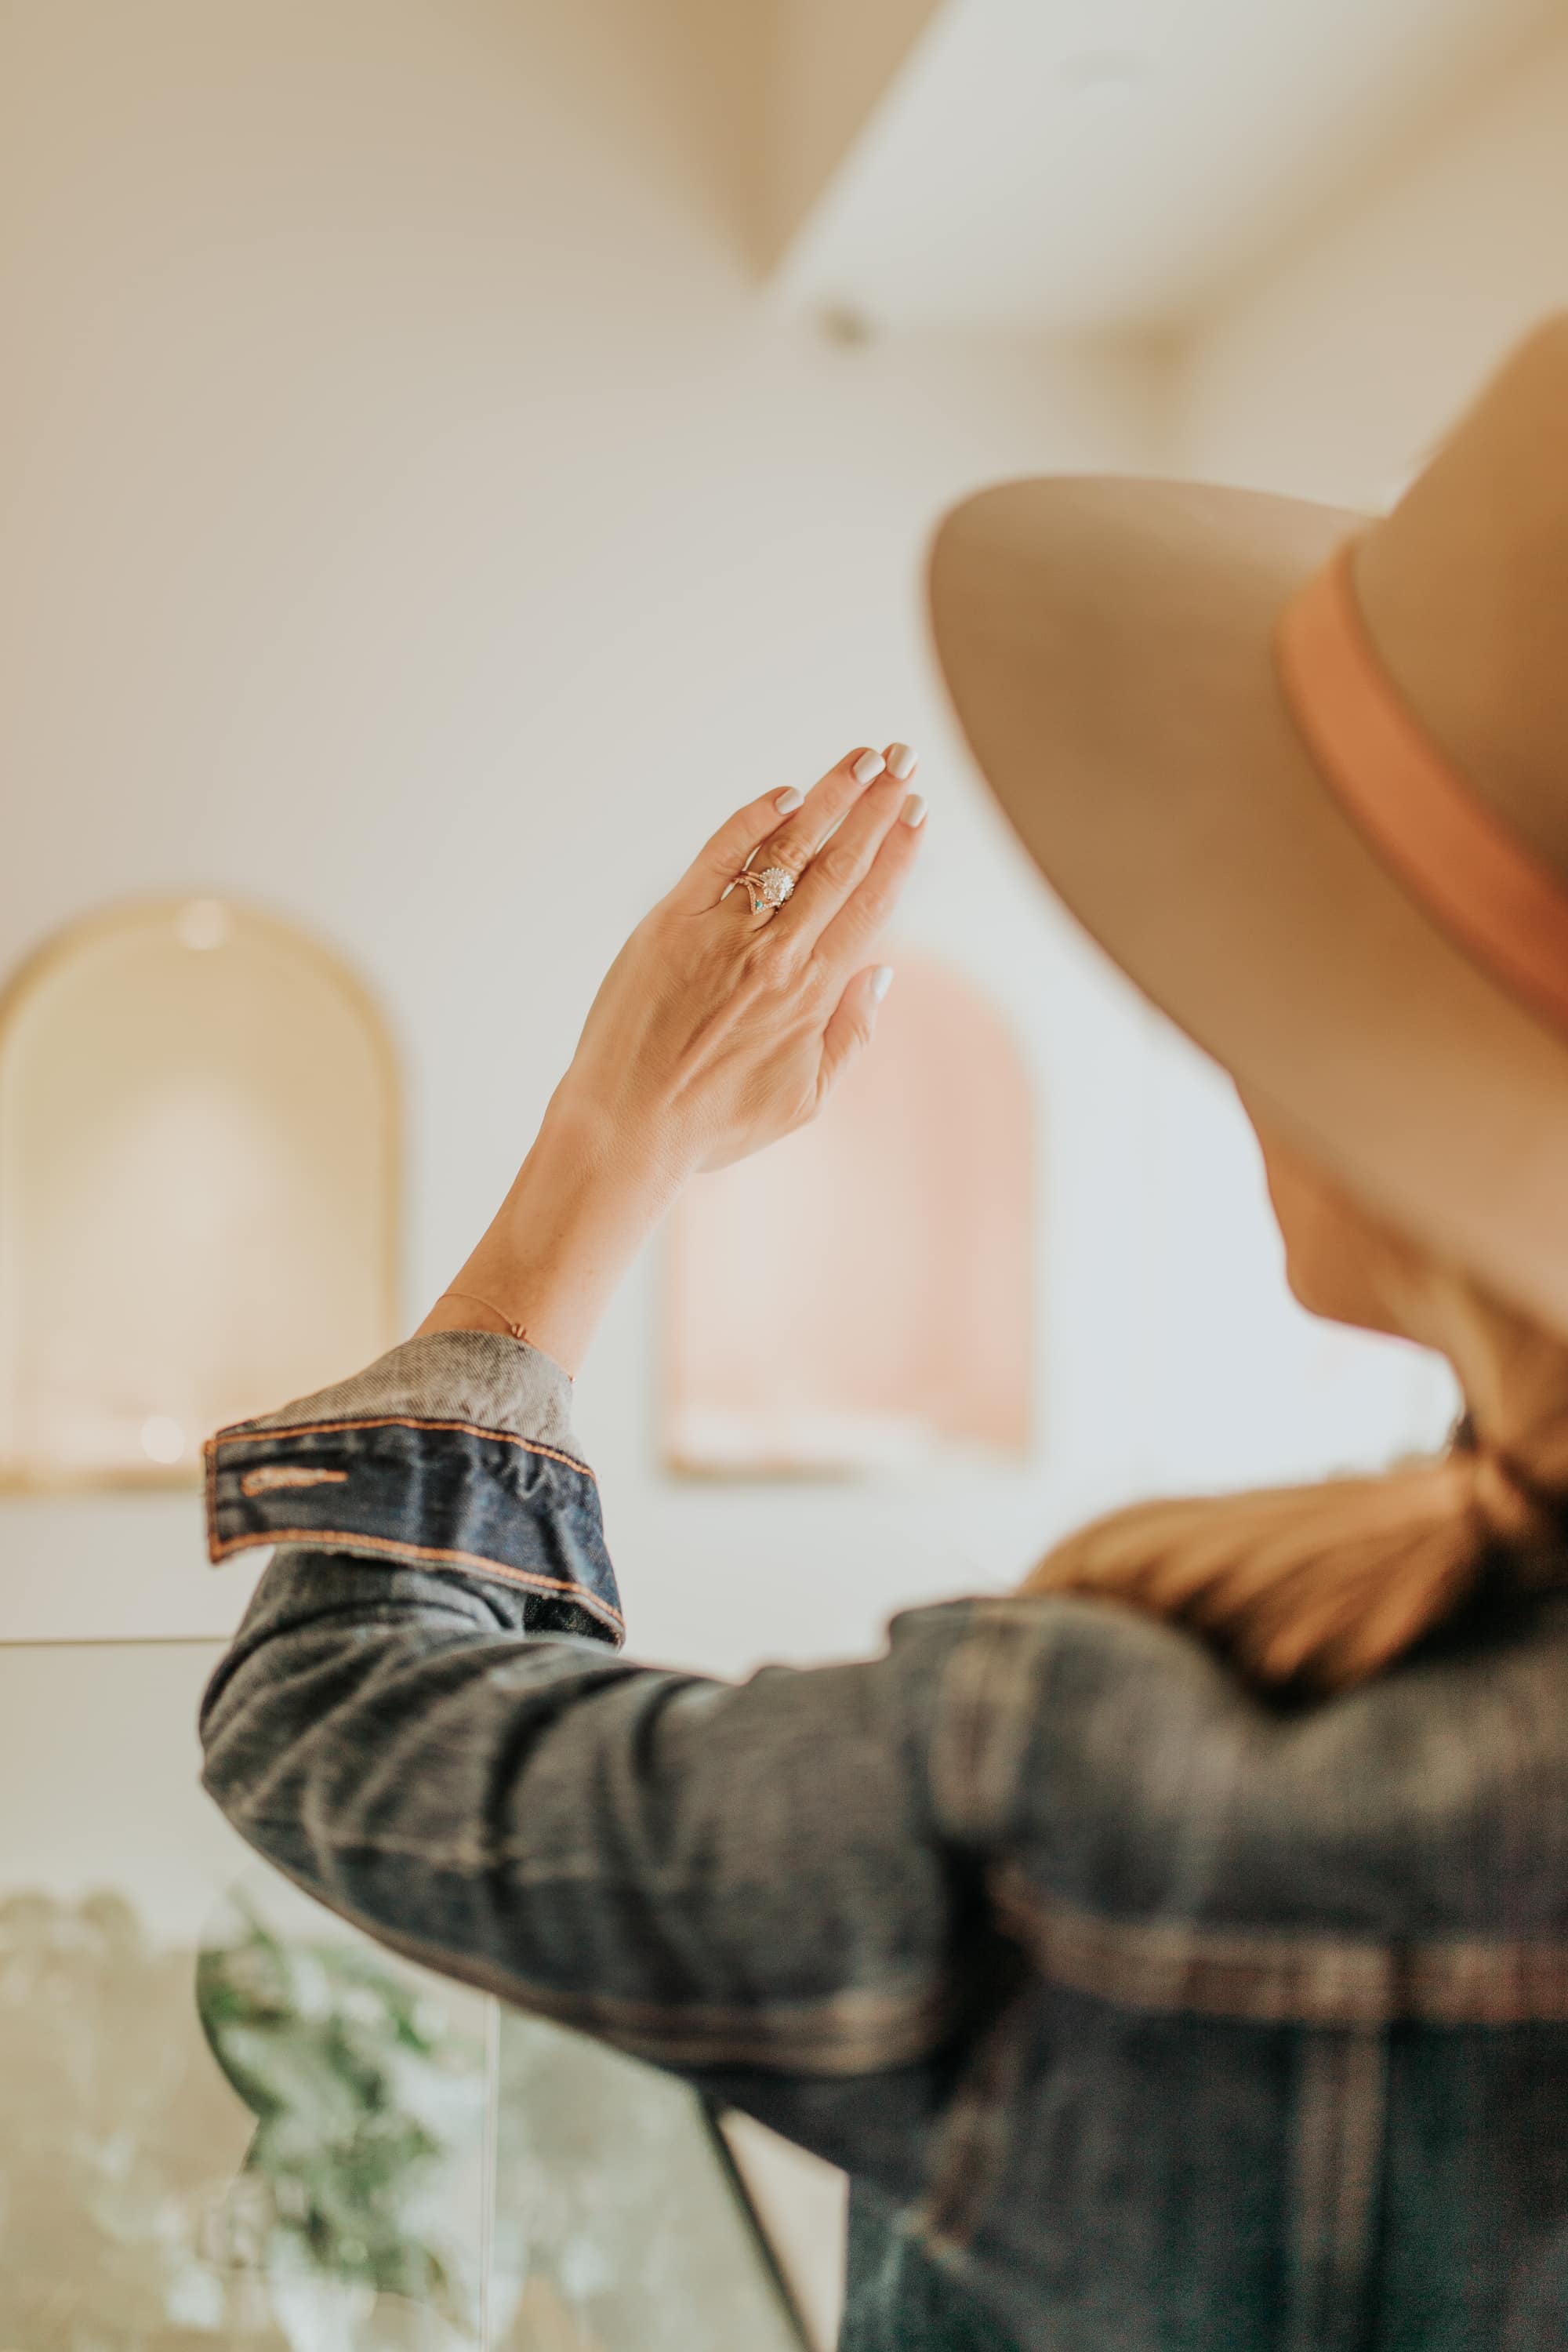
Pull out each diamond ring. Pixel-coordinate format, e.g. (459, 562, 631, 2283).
(733, 862, 796, 915)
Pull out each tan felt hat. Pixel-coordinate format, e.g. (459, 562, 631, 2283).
(927, 316, 1568, 1341)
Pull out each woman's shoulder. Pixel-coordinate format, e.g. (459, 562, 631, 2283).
(890, 1585, 1568, 1962)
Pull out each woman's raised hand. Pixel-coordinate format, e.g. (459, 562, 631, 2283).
(419, 743, 926, 1372)
(554, 741, 926, 1180)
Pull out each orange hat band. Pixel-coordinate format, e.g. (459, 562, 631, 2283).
(1276, 543, 1568, 1040)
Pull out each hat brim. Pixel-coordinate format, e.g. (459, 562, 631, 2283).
(928, 475, 1568, 1337)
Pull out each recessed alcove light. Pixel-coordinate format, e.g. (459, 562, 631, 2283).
(174, 898, 233, 953)
(0, 898, 399, 1490)
(665, 952, 1033, 1478)
(139, 1415, 186, 1465)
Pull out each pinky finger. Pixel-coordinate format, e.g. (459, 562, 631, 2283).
(674, 784, 806, 910)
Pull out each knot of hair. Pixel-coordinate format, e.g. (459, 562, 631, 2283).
(1466, 1440, 1565, 1557)
(1020, 1436, 1568, 1698)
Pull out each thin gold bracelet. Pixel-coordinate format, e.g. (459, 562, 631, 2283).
(439, 1290, 529, 1345)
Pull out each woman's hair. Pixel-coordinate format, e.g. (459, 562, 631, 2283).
(1023, 1250, 1568, 1695)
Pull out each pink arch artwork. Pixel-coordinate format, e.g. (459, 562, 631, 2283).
(664, 952, 1034, 1476)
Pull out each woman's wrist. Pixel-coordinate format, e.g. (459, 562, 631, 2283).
(416, 1091, 684, 1376)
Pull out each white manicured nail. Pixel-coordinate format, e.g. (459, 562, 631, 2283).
(900, 793, 927, 827)
(870, 966, 895, 1002)
(852, 749, 886, 785)
(774, 786, 804, 814)
(887, 742, 918, 781)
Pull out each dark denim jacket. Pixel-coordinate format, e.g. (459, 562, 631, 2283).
(201, 1331, 1568, 2351)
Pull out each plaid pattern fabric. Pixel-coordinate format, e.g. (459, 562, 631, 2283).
(199, 1332, 1568, 2350)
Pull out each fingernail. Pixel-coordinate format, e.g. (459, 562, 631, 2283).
(887, 742, 918, 781)
(774, 786, 804, 814)
(900, 793, 927, 828)
(871, 966, 895, 1003)
(851, 749, 886, 786)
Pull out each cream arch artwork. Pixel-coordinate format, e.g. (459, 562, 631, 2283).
(0, 898, 399, 1490)
(664, 950, 1034, 1476)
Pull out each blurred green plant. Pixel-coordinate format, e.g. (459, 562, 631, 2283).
(0, 1883, 485, 2352)
(0, 1881, 790, 2352)
(196, 1893, 485, 2322)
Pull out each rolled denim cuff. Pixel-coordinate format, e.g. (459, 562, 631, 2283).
(203, 1331, 622, 1644)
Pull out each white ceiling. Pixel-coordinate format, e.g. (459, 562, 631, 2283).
(770, 0, 1565, 332)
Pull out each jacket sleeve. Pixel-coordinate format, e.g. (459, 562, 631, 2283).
(198, 1332, 1010, 2195)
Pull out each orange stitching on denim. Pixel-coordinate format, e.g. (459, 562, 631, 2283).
(241, 1465, 350, 1498)
(208, 1416, 595, 1483)
(205, 1523, 625, 1635)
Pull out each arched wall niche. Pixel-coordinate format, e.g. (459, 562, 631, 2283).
(0, 898, 400, 1491)
(664, 949, 1035, 1478)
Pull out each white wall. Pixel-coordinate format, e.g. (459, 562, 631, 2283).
(1172, 21, 1568, 503)
(0, 0, 1177, 1661)
(764, 0, 947, 263)
(0, 0, 1485, 1672)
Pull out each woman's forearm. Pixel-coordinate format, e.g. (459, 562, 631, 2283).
(415, 1092, 678, 1375)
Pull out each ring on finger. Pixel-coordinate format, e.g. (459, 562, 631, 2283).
(731, 859, 797, 915)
